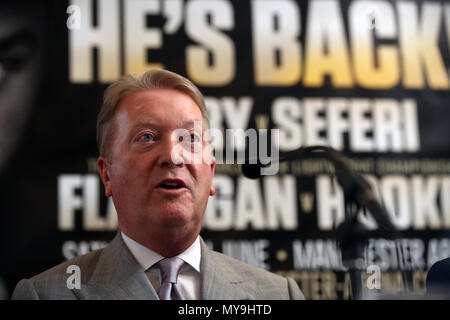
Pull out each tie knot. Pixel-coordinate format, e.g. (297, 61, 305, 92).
(157, 257, 184, 284)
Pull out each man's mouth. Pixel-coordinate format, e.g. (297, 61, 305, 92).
(156, 179, 187, 190)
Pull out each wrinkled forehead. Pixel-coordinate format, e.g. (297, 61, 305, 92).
(114, 89, 206, 132)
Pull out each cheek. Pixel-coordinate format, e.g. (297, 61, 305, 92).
(110, 157, 147, 190)
(192, 166, 214, 197)
(109, 162, 151, 214)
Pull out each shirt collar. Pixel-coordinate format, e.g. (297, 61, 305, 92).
(121, 231, 201, 272)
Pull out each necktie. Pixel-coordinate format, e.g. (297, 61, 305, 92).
(157, 257, 185, 300)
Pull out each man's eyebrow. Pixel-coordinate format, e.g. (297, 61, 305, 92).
(131, 120, 160, 130)
(131, 119, 203, 130)
(0, 29, 37, 52)
(177, 120, 204, 129)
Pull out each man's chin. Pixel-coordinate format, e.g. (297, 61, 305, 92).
(160, 217, 190, 228)
(146, 201, 197, 228)
(157, 208, 193, 227)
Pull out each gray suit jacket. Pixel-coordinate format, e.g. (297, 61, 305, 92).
(11, 233, 304, 300)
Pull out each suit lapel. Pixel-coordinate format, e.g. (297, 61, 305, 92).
(79, 232, 159, 300)
(76, 233, 255, 299)
(200, 238, 256, 300)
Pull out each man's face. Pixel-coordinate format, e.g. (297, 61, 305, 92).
(99, 88, 215, 243)
(0, 4, 44, 172)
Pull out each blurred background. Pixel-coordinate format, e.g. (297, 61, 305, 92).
(1, 0, 450, 299)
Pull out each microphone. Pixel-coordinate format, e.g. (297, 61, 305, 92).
(241, 161, 266, 180)
(326, 148, 395, 232)
(241, 146, 322, 179)
(241, 145, 395, 232)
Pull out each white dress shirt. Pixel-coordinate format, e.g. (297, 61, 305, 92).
(121, 232, 201, 299)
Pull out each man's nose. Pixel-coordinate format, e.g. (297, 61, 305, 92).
(158, 136, 184, 168)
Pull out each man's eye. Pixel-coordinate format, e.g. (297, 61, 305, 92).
(0, 57, 24, 83)
(178, 134, 200, 143)
(190, 134, 200, 142)
(138, 133, 154, 142)
(0, 56, 25, 73)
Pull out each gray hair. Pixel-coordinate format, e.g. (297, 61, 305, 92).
(96, 69, 210, 158)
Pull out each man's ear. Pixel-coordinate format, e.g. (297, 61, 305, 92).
(97, 157, 112, 197)
(209, 155, 216, 196)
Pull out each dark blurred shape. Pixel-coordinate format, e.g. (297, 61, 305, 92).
(0, 0, 61, 299)
(426, 257, 450, 299)
(0, 0, 47, 173)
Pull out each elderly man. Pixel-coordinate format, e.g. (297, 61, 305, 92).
(11, 69, 304, 300)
